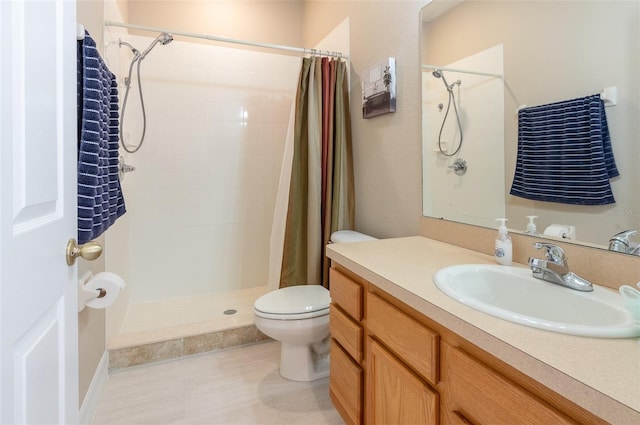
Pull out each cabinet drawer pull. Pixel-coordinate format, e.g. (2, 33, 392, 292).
(453, 410, 476, 424)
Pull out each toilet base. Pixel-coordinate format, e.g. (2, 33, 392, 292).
(279, 339, 330, 382)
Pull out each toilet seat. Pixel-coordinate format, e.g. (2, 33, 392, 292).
(254, 285, 330, 320)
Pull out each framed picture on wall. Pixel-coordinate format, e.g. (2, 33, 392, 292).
(362, 57, 396, 119)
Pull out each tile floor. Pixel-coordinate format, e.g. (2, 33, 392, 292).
(92, 341, 344, 425)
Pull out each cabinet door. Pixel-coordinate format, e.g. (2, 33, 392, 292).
(330, 340, 363, 425)
(368, 340, 438, 425)
(442, 343, 578, 425)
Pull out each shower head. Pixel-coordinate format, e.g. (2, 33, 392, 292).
(140, 32, 173, 59)
(432, 69, 443, 79)
(158, 33, 174, 45)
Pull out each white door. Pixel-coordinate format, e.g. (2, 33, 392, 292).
(0, 1, 79, 424)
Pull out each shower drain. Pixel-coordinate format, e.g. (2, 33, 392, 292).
(223, 309, 238, 315)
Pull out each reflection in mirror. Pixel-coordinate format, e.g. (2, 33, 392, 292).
(421, 0, 640, 254)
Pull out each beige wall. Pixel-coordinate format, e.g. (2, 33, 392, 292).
(77, 0, 108, 408)
(78, 0, 104, 46)
(127, 0, 304, 49)
(304, 1, 429, 239)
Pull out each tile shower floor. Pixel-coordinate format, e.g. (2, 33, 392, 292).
(110, 286, 271, 349)
(92, 341, 344, 425)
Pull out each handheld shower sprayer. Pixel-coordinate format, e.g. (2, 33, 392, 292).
(140, 33, 173, 60)
(432, 69, 452, 93)
(118, 32, 174, 154)
(432, 69, 464, 157)
(433, 69, 462, 93)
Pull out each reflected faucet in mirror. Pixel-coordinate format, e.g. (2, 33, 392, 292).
(608, 230, 639, 255)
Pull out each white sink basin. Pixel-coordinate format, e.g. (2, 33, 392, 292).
(433, 264, 640, 338)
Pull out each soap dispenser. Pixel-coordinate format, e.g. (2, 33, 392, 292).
(525, 215, 540, 235)
(495, 218, 512, 266)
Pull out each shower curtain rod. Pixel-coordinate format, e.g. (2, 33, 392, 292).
(105, 20, 347, 59)
(422, 64, 503, 79)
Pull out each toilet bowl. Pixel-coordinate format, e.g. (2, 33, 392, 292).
(254, 230, 376, 381)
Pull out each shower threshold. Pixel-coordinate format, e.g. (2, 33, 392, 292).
(107, 286, 271, 368)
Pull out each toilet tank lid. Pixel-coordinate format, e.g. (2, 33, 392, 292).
(330, 230, 377, 243)
(254, 285, 330, 315)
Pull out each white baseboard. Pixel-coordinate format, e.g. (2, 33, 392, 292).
(79, 351, 109, 425)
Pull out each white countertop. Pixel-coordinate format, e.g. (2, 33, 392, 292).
(326, 236, 640, 424)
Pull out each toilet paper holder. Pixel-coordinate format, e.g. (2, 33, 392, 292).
(78, 271, 119, 312)
(79, 271, 98, 312)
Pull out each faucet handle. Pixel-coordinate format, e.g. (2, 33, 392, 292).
(533, 242, 566, 264)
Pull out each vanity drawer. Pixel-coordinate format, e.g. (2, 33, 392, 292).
(442, 343, 577, 425)
(367, 292, 439, 385)
(330, 304, 363, 362)
(330, 339, 363, 425)
(329, 268, 363, 321)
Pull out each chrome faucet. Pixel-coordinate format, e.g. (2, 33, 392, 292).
(528, 242, 593, 292)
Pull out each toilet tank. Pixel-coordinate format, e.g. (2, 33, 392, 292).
(330, 230, 377, 243)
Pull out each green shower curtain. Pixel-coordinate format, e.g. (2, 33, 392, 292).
(279, 56, 355, 289)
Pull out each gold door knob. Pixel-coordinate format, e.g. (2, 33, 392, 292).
(66, 239, 103, 266)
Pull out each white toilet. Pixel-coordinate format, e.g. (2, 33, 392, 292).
(253, 230, 376, 381)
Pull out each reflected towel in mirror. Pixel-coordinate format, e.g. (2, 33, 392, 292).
(510, 94, 618, 205)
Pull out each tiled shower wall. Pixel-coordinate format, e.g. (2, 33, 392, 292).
(110, 35, 300, 304)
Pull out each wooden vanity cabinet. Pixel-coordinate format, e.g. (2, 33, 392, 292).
(329, 267, 366, 425)
(329, 263, 608, 425)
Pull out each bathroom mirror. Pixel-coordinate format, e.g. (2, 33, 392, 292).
(421, 0, 640, 253)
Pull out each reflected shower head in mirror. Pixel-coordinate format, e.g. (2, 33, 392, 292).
(433, 69, 462, 92)
(432, 69, 464, 157)
(432, 69, 452, 93)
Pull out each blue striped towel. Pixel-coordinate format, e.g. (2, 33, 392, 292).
(510, 94, 618, 205)
(77, 31, 126, 244)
